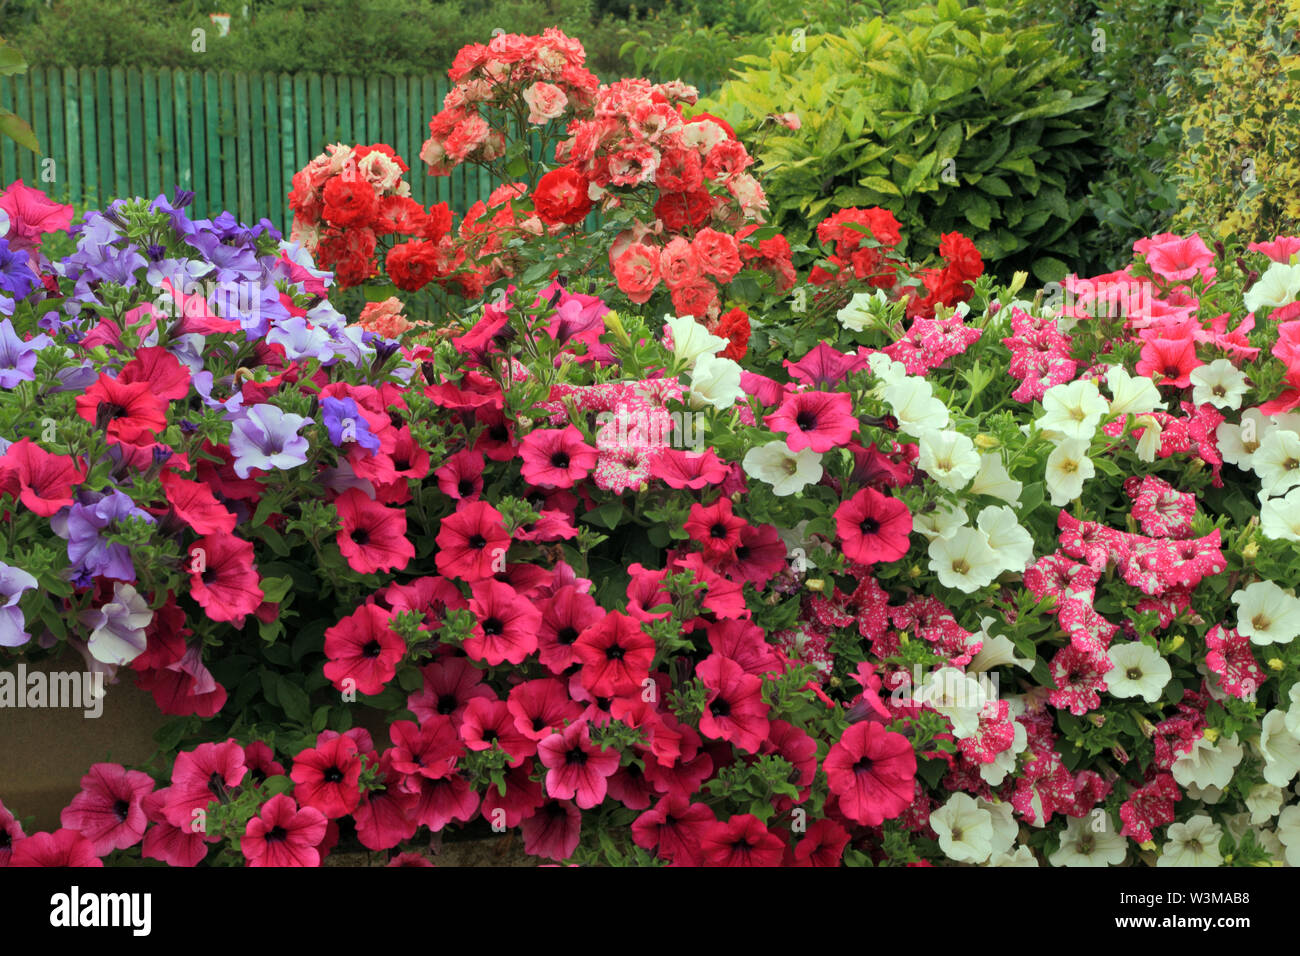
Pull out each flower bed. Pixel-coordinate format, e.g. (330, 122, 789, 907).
(2, 30, 1300, 868)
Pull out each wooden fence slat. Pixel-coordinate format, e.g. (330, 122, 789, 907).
(220, 72, 236, 218)
(125, 67, 145, 200)
(336, 72, 352, 145)
(93, 68, 112, 208)
(158, 67, 175, 200)
(292, 74, 308, 186)
(307, 72, 323, 159)
(76, 67, 96, 207)
(14, 72, 35, 184)
(189, 71, 206, 213)
(0, 78, 16, 189)
(63, 65, 81, 205)
(279, 74, 295, 230)
(110, 68, 128, 199)
(235, 71, 253, 224)
(249, 73, 266, 228)
(352, 76, 365, 143)
(204, 71, 222, 215)
(47, 67, 70, 206)
(322, 74, 336, 146)
(173, 69, 192, 195)
(262, 72, 283, 233)
(142, 68, 159, 198)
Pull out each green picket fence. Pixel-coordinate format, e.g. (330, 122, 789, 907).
(0, 66, 719, 236)
(0, 65, 515, 232)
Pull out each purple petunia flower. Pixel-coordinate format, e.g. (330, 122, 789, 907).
(228, 403, 312, 478)
(52, 489, 157, 582)
(0, 318, 53, 387)
(322, 396, 380, 453)
(267, 315, 334, 362)
(0, 561, 39, 648)
(0, 237, 38, 299)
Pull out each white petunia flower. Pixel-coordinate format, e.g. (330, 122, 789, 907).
(917, 667, 989, 738)
(1259, 709, 1300, 787)
(883, 377, 951, 437)
(742, 441, 823, 497)
(968, 453, 1023, 505)
(912, 501, 969, 542)
(1285, 683, 1300, 736)
(1044, 437, 1095, 506)
(1106, 365, 1162, 417)
(977, 505, 1036, 573)
(1243, 260, 1300, 313)
(979, 799, 1020, 859)
(836, 289, 887, 332)
(663, 313, 727, 368)
(1216, 408, 1272, 469)
(1246, 783, 1285, 824)
(968, 619, 1035, 674)
(1261, 488, 1300, 541)
(928, 526, 1001, 592)
(1133, 414, 1163, 462)
(917, 429, 980, 491)
(1049, 814, 1128, 867)
(1253, 429, 1300, 498)
(1276, 805, 1300, 866)
(988, 845, 1040, 867)
(1156, 815, 1224, 867)
(1038, 379, 1110, 442)
(866, 351, 908, 387)
(1232, 580, 1300, 646)
(688, 353, 743, 409)
(1190, 358, 1250, 410)
(930, 793, 994, 864)
(1171, 732, 1243, 790)
(1104, 642, 1172, 703)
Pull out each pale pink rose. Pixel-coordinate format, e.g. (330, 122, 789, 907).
(444, 115, 492, 162)
(523, 82, 569, 124)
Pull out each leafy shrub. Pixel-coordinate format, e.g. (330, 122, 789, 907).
(1168, 0, 1300, 242)
(1009, 0, 1206, 271)
(697, 0, 1105, 282)
(2, 0, 643, 76)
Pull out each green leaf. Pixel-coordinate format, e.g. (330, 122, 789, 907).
(276, 677, 312, 725)
(1031, 257, 1069, 283)
(0, 109, 39, 153)
(859, 175, 901, 197)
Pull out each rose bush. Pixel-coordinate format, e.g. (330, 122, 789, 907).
(2, 31, 1300, 869)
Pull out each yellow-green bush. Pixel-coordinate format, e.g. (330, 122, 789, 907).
(1171, 0, 1300, 240)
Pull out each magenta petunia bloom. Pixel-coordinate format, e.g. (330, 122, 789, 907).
(240, 794, 328, 867)
(291, 735, 363, 819)
(822, 722, 917, 827)
(9, 828, 102, 867)
(764, 389, 858, 452)
(59, 763, 154, 856)
(163, 739, 247, 829)
(519, 425, 598, 488)
(698, 814, 785, 866)
(0, 179, 74, 254)
(323, 603, 405, 696)
(334, 487, 415, 574)
(520, 799, 581, 862)
(537, 720, 621, 809)
(696, 655, 770, 753)
(464, 579, 541, 666)
(834, 486, 912, 564)
(573, 611, 656, 698)
(434, 499, 511, 581)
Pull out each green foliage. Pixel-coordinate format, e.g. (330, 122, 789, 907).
(698, 0, 1106, 280)
(2, 0, 648, 76)
(1009, 0, 1206, 271)
(1168, 0, 1300, 243)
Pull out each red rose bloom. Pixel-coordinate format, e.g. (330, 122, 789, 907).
(533, 167, 594, 225)
(386, 240, 442, 291)
(321, 176, 379, 229)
